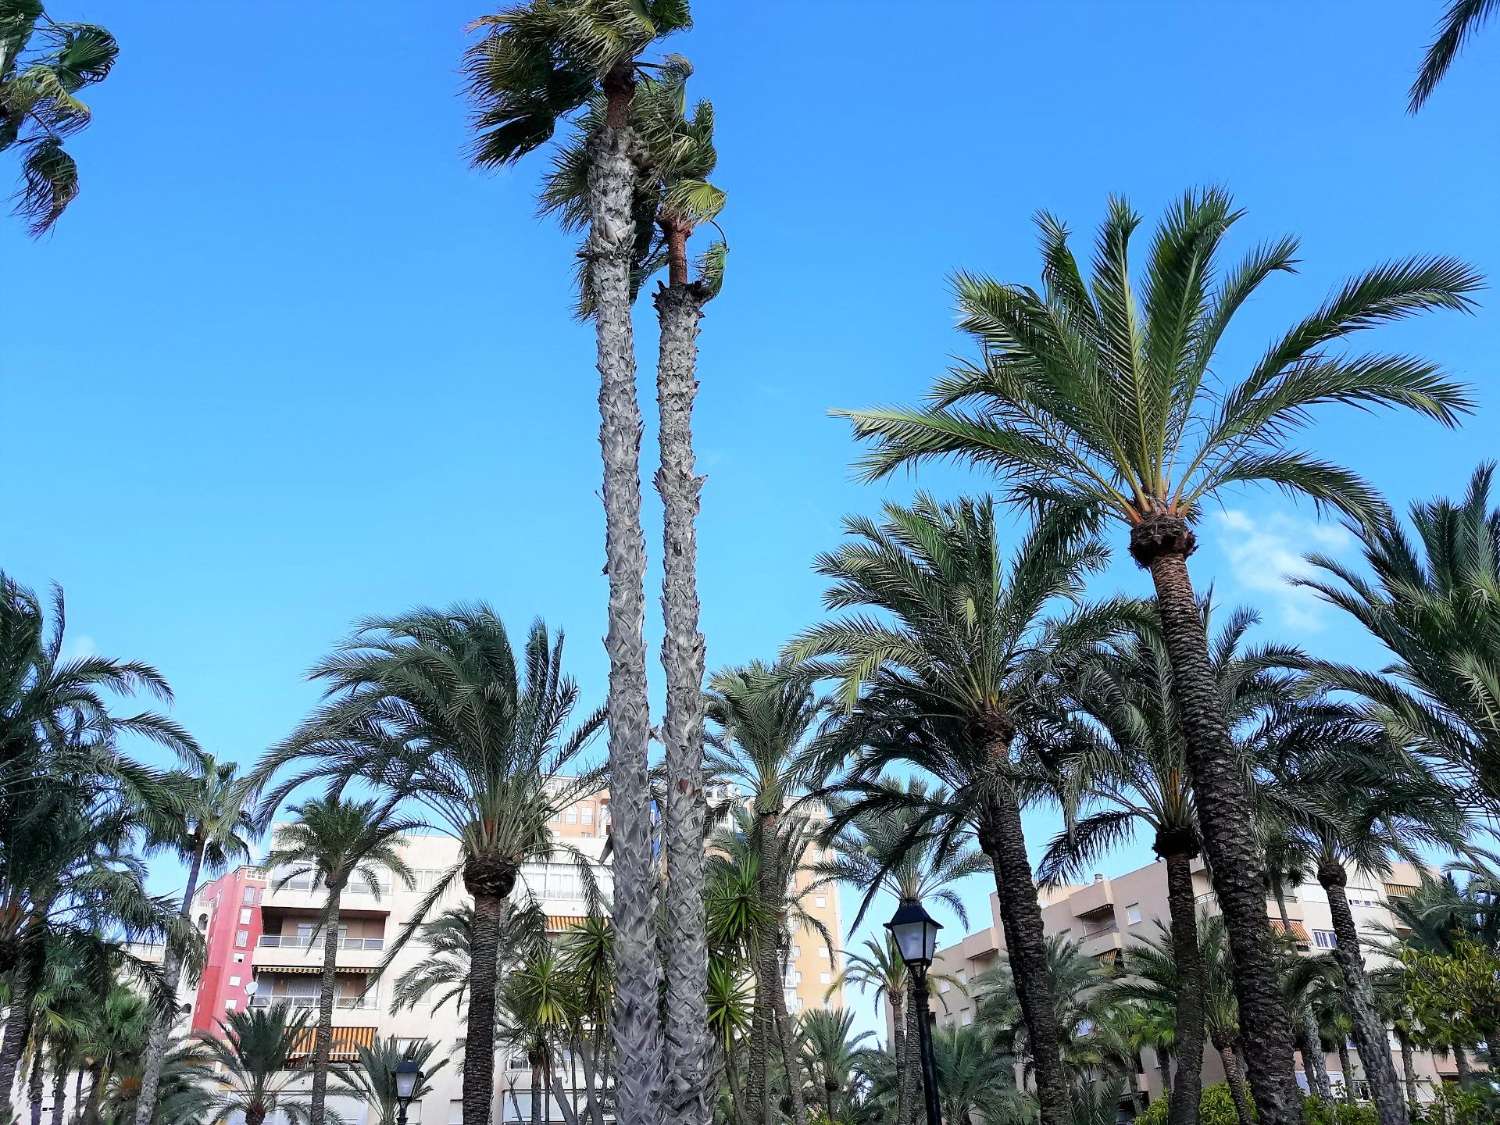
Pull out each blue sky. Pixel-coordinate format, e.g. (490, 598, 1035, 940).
(3, 1, 1499, 1018)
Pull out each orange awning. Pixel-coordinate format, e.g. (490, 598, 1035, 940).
(1270, 919, 1310, 942)
(546, 915, 587, 932)
(288, 1026, 376, 1061)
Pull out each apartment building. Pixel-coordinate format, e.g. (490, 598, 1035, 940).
(918, 856, 1454, 1109)
(167, 781, 842, 1125)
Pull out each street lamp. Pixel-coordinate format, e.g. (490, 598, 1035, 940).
(394, 1059, 422, 1125)
(886, 897, 943, 1125)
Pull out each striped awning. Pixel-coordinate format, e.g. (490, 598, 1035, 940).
(1270, 919, 1311, 942)
(546, 915, 587, 932)
(254, 964, 372, 975)
(289, 1026, 376, 1061)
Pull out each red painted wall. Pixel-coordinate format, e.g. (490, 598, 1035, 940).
(188, 866, 267, 1035)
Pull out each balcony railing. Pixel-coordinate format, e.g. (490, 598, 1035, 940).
(256, 935, 385, 951)
(248, 994, 380, 1011)
(1081, 919, 1118, 938)
(265, 878, 393, 897)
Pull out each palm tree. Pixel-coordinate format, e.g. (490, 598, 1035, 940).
(813, 780, 987, 1125)
(74, 979, 154, 1125)
(250, 609, 605, 1125)
(1258, 712, 1467, 1125)
(930, 1025, 1025, 1125)
(0, 1, 117, 234)
(464, 7, 696, 1118)
(338, 1036, 447, 1125)
(1410, 0, 1499, 110)
(795, 1010, 871, 1123)
(104, 1035, 215, 1125)
(133, 756, 256, 1125)
(836, 189, 1481, 1125)
(1299, 464, 1500, 816)
(830, 937, 912, 1124)
(788, 495, 1127, 1125)
(263, 796, 417, 1125)
(198, 1003, 313, 1125)
(1040, 606, 1292, 1125)
(389, 901, 548, 1018)
(499, 949, 578, 1125)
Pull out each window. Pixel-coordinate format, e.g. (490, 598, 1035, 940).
(229, 976, 241, 987)
(581, 807, 593, 824)
(813, 895, 827, 908)
(961, 1011, 974, 1026)
(233, 954, 245, 963)
(789, 944, 801, 959)
(819, 971, 832, 985)
(509, 1053, 529, 1071)
(938, 980, 950, 994)
(242, 887, 257, 904)
(235, 931, 248, 948)
(1313, 930, 1337, 949)
(406, 1103, 422, 1123)
(224, 999, 237, 1011)
(564, 809, 578, 824)
(239, 908, 252, 924)
(448, 1100, 463, 1125)
(1126, 903, 1143, 925)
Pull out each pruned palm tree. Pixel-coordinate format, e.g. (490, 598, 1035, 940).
(0, 1, 117, 234)
(836, 188, 1480, 1125)
(465, 6, 695, 1118)
(1410, 0, 1499, 110)
(1040, 604, 1293, 1125)
(250, 609, 604, 1125)
(1298, 463, 1500, 817)
(263, 797, 417, 1125)
(338, 1036, 447, 1125)
(788, 494, 1129, 1125)
(133, 756, 256, 1125)
(1256, 708, 1467, 1125)
(198, 1003, 313, 1125)
(814, 779, 987, 1125)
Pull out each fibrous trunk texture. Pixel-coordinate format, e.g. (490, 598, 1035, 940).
(134, 841, 205, 1125)
(1337, 1040, 1355, 1104)
(0, 948, 39, 1121)
(310, 882, 345, 1125)
(657, 278, 710, 1125)
(1397, 1030, 1418, 1109)
(27, 1051, 43, 1125)
(1133, 521, 1302, 1125)
(1216, 1042, 1255, 1125)
(591, 71, 662, 1125)
(1319, 863, 1408, 1125)
(1453, 1044, 1471, 1085)
(48, 1061, 65, 1125)
(770, 974, 806, 1125)
(1301, 1008, 1333, 1101)
(898, 984, 919, 1125)
(462, 886, 508, 1125)
(977, 781, 1070, 1125)
(531, 1064, 544, 1125)
(1162, 851, 1205, 1125)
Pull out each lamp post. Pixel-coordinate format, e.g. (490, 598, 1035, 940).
(394, 1059, 421, 1125)
(886, 897, 943, 1125)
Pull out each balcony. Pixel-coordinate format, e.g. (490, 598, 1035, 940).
(256, 934, 385, 952)
(1079, 919, 1123, 959)
(251, 934, 385, 974)
(1070, 880, 1114, 919)
(248, 992, 381, 1012)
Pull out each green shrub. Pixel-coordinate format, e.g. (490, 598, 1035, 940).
(1133, 1084, 1243, 1125)
(1413, 1083, 1500, 1125)
(1303, 1096, 1378, 1125)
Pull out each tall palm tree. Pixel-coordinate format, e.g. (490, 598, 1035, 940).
(788, 495, 1128, 1125)
(389, 901, 548, 1018)
(133, 756, 256, 1125)
(836, 189, 1481, 1125)
(1257, 711, 1467, 1125)
(465, 8, 695, 1118)
(813, 780, 987, 1125)
(0, 1, 117, 234)
(1040, 605, 1293, 1125)
(198, 1003, 313, 1125)
(250, 608, 604, 1125)
(338, 1036, 447, 1125)
(1410, 0, 1499, 110)
(1298, 464, 1500, 816)
(263, 796, 417, 1125)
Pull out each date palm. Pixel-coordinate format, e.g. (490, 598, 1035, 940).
(133, 756, 255, 1125)
(0, 1, 117, 234)
(837, 188, 1480, 1125)
(788, 494, 1128, 1125)
(198, 1003, 313, 1125)
(795, 1010, 871, 1124)
(1040, 605, 1293, 1125)
(389, 901, 548, 1018)
(250, 608, 604, 1125)
(1298, 464, 1500, 816)
(263, 796, 417, 1125)
(1410, 0, 1499, 110)
(1256, 709, 1467, 1125)
(334, 1036, 446, 1125)
(466, 7, 694, 1118)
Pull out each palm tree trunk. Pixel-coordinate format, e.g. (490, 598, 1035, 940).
(133, 839, 205, 1125)
(1337, 1039, 1355, 1104)
(893, 989, 916, 1125)
(976, 783, 1070, 1125)
(769, 964, 806, 1125)
(1161, 849, 1205, 1125)
(245, 1103, 267, 1125)
(49, 1059, 65, 1125)
(1318, 862, 1407, 1125)
(0, 949, 40, 1120)
(530, 1063, 543, 1125)
(747, 946, 774, 1125)
(1396, 1029, 1418, 1110)
(1132, 522, 1303, 1125)
(1156, 1046, 1171, 1102)
(462, 877, 510, 1125)
(28, 1050, 44, 1125)
(722, 1040, 746, 1125)
(1300, 1009, 1332, 1101)
(1216, 1042, 1254, 1125)
(309, 882, 345, 1125)
(72, 1068, 83, 1125)
(80, 1067, 101, 1125)
(591, 60, 662, 1125)
(657, 233, 711, 1125)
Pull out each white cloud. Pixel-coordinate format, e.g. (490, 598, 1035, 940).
(62, 634, 98, 661)
(1211, 509, 1352, 632)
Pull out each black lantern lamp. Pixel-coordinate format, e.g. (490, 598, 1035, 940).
(886, 898, 943, 1125)
(394, 1059, 422, 1125)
